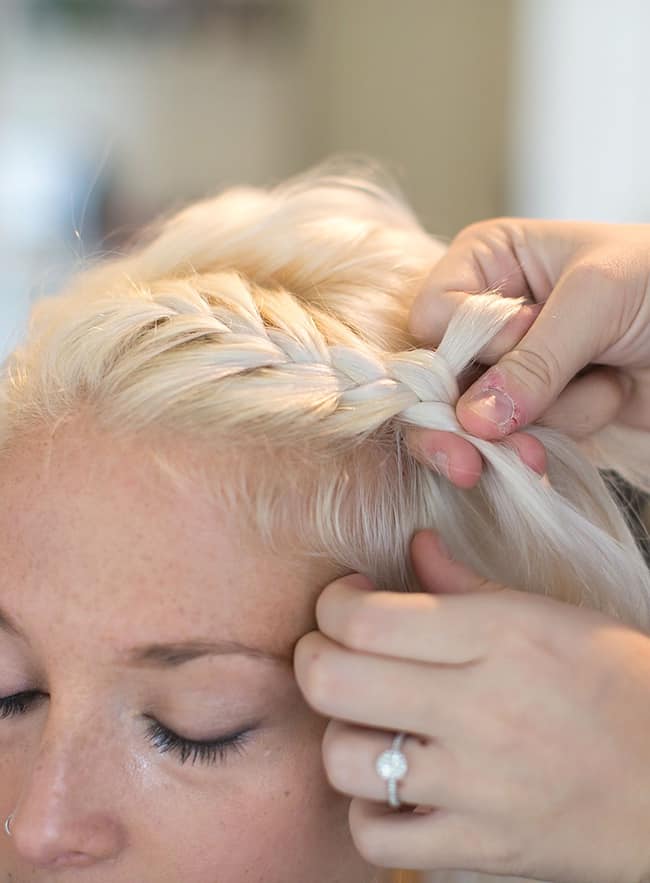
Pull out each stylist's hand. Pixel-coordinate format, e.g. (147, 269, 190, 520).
(293, 530, 650, 883)
(406, 219, 650, 487)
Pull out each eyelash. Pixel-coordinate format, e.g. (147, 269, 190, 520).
(0, 690, 44, 719)
(0, 691, 252, 768)
(144, 719, 251, 767)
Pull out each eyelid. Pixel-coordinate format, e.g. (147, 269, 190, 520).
(144, 717, 253, 766)
(0, 690, 45, 719)
(0, 694, 254, 768)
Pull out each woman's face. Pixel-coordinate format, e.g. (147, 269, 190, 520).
(0, 418, 376, 882)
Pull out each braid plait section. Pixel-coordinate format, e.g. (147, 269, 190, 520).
(38, 269, 465, 441)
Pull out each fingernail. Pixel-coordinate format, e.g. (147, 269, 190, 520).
(343, 573, 375, 591)
(464, 388, 516, 432)
(428, 450, 449, 478)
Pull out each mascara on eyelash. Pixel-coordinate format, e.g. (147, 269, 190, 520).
(0, 691, 38, 718)
(145, 720, 253, 766)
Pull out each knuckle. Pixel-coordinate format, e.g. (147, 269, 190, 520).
(568, 252, 622, 289)
(567, 253, 645, 350)
(501, 344, 562, 393)
(300, 654, 335, 709)
(456, 218, 493, 241)
(456, 217, 523, 253)
(321, 733, 352, 789)
(457, 217, 514, 242)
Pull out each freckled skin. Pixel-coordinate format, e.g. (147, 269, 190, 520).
(0, 416, 378, 883)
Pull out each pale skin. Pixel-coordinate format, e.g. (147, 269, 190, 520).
(293, 220, 650, 881)
(0, 417, 377, 882)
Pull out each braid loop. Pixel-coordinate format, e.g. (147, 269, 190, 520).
(140, 277, 463, 434)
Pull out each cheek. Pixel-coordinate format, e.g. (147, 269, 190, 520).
(0, 751, 20, 864)
(0, 735, 27, 813)
(172, 716, 360, 883)
(0, 712, 371, 882)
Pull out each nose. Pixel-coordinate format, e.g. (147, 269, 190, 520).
(9, 714, 127, 869)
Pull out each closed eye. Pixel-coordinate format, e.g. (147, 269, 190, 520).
(0, 690, 44, 718)
(0, 691, 254, 768)
(143, 718, 253, 767)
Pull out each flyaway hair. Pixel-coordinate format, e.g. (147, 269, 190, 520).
(1, 160, 649, 641)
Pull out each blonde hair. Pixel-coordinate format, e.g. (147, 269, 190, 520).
(0, 159, 650, 627)
(1, 159, 649, 882)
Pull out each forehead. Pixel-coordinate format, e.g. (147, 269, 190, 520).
(0, 417, 334, 659)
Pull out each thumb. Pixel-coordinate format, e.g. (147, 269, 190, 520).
(455, 275, 604, 439)
(411, 530, 506, 595)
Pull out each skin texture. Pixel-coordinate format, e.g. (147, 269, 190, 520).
(0, 415, 377, 883)
(405, 218, 650, 486)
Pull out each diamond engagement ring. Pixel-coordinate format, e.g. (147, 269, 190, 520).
(375, 731, 409, 808)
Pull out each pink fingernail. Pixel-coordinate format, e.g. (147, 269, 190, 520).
(344, 573, 375, 591)
(464, 388, 516, 431)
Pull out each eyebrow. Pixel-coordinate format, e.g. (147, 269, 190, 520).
(0, 605, 287, 668)
(124, 640, 288, 668)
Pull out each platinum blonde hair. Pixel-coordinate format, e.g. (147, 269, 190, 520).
(1, 160, 649, 643)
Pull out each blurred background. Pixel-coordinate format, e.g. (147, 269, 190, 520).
(1, 0, 649, 355)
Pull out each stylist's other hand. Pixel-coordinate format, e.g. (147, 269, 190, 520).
(293, 530, 650, 883)
(406, 219, 650, 487)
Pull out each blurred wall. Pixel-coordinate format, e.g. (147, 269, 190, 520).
(508, 0, 650, 221)
(303, 0, 513, 238)
(0, 3, 313, 357)
(0, 7, 311, 221)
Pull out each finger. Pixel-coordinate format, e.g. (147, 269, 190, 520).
(455, 256, 631, 439)
(410, 529, 507, 596)
(413, 296, 542, 362)
(408, 217, 574, 346)
(294, 629, 467, 736)
(405, 428, 547, 485)
(314, 582, 491, 661)
(475, 301, 543, 363)
(408, 220, 541, 345)
(498, 431, 547, 475)
(616, 366, 650, 428)
(349, 797, 503, 872)
(312, 553, 517, 663)
(322, 719, 455, 809)
(404, 427, 483, 487)
(538, 366, 629, 437)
